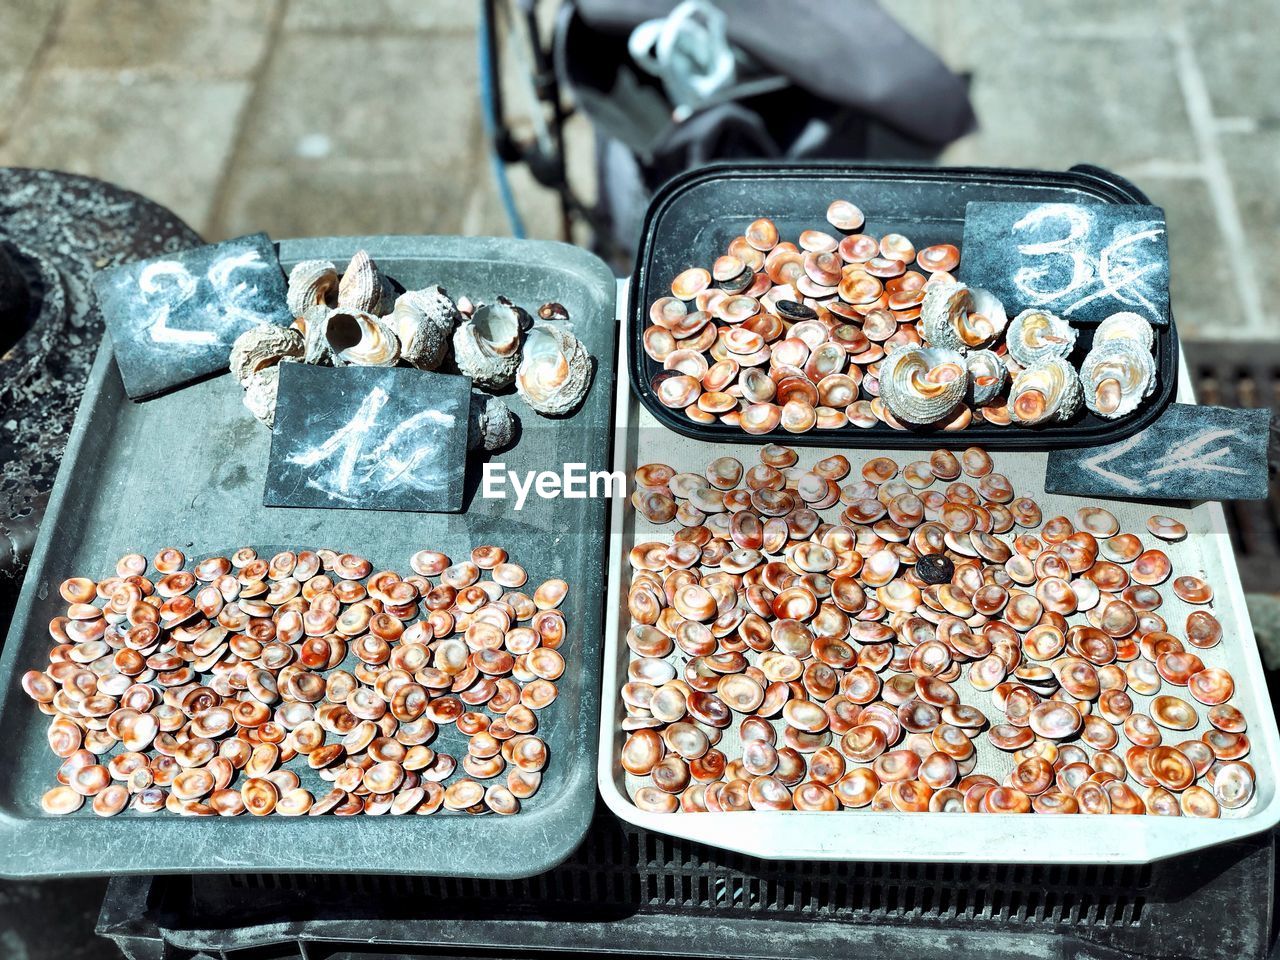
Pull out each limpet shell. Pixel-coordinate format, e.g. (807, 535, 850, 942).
(1081, 337, 1155, 419)
(879, 346, 967, 425)
(453, 302, 522, 389)
(964, 350, 1007, 406)
(324, 309, 400, 367)
(1009, 358, 1082, 426)
(229, 325, 304, 385)
(286, 259, 339, 318)
(1006, 309, 1077, 367)
(337, 250, 392, 315)
(1095, 311, 1155, 352)
(390, 286, 459, 371)
(517, 323, 592, 416)
(242, 366, 282, 428)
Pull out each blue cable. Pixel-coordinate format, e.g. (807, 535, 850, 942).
(478, 0, 527, 239)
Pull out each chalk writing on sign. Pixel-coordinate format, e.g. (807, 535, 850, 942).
(93, 232, 292, 399)
(959, 201, 1170, 326)
(1045, 403, 1272, 501)
(264, 363, 472, 513)
(288, 386, 456, 503)
(1011, 205, 1165, 318)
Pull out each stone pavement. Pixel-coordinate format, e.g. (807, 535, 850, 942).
(1, 0, 1278, 342)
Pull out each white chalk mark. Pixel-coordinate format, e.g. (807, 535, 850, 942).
(1008, 203, 1166, 321)
(1062, 227, 1164, 319)
(1079, 432, 1146, 495)
(209, 249, 271, 325)
(1145, 428, 1245, 480)
(289, 386, 390, 497)
(137, 260, 219, 346)
(1011, 205, 1094, 304)
(288, 389, 454, 501)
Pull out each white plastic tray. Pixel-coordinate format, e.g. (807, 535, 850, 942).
(599, 342, 1280, 864)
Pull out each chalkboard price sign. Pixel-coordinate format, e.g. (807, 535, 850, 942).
(1046, 403, 1272, 501)
(264, 364, 471, 513)
(959, 201, 1169, 325)
(93, 232, 293, 399)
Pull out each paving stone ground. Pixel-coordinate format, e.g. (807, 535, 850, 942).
(0, 2, 1277, 957)
(1, 0, 1276, 341)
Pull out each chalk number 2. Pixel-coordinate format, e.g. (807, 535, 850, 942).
(135, 249, 269, 346)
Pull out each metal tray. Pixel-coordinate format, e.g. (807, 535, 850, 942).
(0, 236, 617, 879)
(599, 344, 1280, 864)
(628, 162, 1179, 450)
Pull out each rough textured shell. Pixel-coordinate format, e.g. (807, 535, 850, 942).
(391, 286, 459, 371)
(1080, 337, 1156, 419)
(286, 260, 338, 318)
(324, 309, 400, 366)
(229, 324, 304, 385)
(337, 250, 391, 315)
(965, 349, 1008, 406)
(1009, 356, 1082, 425)
(879, 345, 968, 424)
(920, 281, 973, 353)
(1094, 311, 1155, 352)
(469, 393, 518, 452)
(243, 365, 281, 427)
(453, 302, 521, 390)
(1006, 309, 1078, 367)
(516, 323, 593, 416)
(302, 305, 335, 364)
(964, 287, 1008, 347)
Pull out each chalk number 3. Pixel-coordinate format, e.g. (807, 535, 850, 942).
(1010, 205, 1093, 304)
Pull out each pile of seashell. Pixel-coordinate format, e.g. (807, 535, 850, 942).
(23, 545, 567, 817)
(230, 251, 593, 437)
(643, 202, 1159, 433)
(621, 445, 1252, 815)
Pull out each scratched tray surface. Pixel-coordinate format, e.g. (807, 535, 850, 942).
(599, 351, 1280, 865)
(628, 163, 1178, 450)
(0, 236, 616, 878)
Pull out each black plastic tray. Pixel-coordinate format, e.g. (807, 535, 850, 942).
(0, 236, 617, 879)
(628, 162, 1179, 450)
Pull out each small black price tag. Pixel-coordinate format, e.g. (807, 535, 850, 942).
(93, 232, 292, 399)
(959, 201, 1169, 325)
(1045, 404, 1273, 501)
(264, 364, 472, 513)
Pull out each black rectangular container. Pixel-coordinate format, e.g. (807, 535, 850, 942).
(628, 162, 1178, 450)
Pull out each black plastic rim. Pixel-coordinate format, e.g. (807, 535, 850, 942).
(628, 161, 1179, 451)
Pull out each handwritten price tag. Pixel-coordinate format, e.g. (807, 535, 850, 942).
(959, 201, 1169, 325)
(1045, 404, 1273, 501)
(93, 233, 292, 399)
(264, 364, 471, 513)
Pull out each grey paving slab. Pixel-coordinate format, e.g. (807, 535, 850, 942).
(939, 0, 1178, 49)
(282, 0, 477, 33)
(229, 31, 480, 165)
(45, 0, 275, 78)
(1220, 130, 1280, 336)
(0, 0, 59, 74)
(0, 72, 250, 233)
(1138, 176, 1246, 340)
(214, 30, 484, 239)
(0, 0, 60, 139)
(462, 156, 569, 241)
(941, 35, 1197, 172)
(215, 164, 475, 239)
(1183, 0, 1279, 123)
